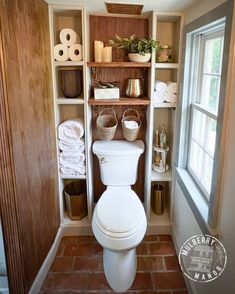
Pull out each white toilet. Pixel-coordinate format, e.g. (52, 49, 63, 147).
(92, 140, 147, 293)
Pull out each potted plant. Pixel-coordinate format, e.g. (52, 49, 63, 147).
(109, 34, 159, 62)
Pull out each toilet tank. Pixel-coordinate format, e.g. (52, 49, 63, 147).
(93, 140, 144, 186)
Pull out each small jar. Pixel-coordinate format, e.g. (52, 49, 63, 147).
(157, 45, 172, 63)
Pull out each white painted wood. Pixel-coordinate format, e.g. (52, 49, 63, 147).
(28, 228, 62, 294)
(150, 11, 184, 229)
(155, 63, 179, 69)
(151, 169, 173, 181)
(56, 98, 84, 104)
(53, 61, 83, 67)
(60, 174, 86, 179)
(154, 102, 177, 108)
(49, 5, 92, 230)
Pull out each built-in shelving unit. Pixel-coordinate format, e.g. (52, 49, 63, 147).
(49, 5, 93, 233)
(145, 11, 184, 232)
(48, 5, 184, 236)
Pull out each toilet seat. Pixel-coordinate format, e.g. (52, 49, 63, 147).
(95, 187, 146, 239)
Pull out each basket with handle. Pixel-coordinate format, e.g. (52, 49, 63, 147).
(96, 108, 118, 141)
(122, 108, 141, 141)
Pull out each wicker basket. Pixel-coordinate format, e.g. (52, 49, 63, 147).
(96, 108, 118, 141)
(122, 108, 141, 141)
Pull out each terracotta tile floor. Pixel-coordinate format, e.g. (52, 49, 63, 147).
(40, 235, 188, 294)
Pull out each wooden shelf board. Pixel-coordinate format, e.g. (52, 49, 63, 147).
(88, 97, 150, 105)
(56, 98, 84, 105)
(151, 169, 173, 181)
(61, 174, 86, 180)
(155, 63, 179, 69)
(153, 102, 176, 108)
(54, 61, 83, 67)
(87, 62, 151, 68)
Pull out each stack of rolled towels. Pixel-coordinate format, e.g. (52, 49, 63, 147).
(54, 28, 83, 62)
(58, 118, 85, 176)
(153, 80, 178, 104)
(124, 120, 139, 129)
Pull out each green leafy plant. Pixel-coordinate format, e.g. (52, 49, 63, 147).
(109, 34, 159, 55)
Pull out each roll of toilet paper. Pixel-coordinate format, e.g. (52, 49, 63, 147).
(60, 28, 79, 46)
(68, 44, 83, 61)
(53, 44, 69, 61)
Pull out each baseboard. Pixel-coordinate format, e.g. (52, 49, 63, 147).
(171, 232, 198, 294)
(28, 227, 62, 294)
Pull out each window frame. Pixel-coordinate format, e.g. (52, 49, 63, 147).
(187, 27, 225, 201)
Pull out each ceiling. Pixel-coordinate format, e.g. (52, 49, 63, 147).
(46, 0, 200, 13)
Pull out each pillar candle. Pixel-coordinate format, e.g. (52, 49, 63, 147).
(94, 40, 104, 62)
(102, 46, 112, 63)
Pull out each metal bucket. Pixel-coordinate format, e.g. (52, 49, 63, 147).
(64, 181, 87, 220)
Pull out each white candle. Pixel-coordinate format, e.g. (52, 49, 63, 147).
(94, 40, 104, 62)
(102, 46, 112, 63)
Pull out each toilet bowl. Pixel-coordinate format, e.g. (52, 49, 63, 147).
(92, 140, 147, 293)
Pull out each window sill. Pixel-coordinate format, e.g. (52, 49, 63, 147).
(176, 167, 215, 235)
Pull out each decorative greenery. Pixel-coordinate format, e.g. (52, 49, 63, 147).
(109, 34, 159, 55)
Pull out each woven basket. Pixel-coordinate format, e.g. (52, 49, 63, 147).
(122, 108, 141, 141)
(96, 108, 118, 141)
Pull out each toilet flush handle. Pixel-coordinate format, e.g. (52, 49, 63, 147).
(99, 157, 107, 164)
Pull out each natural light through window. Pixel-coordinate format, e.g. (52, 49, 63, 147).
(188, 27, 224, 200)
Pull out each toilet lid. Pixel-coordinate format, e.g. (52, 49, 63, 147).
(95, 188, 145, 237)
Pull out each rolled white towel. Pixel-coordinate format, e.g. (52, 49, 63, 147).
(153, 90, 164, 103)
(60, 164, 86, 176)
(166, 81, 178, 94)
(58, 118, 84, 144)
(124, 120, 139, 129)
(165, 92, 177, 103)
(154, 80, 167, 102)
(59, 139, 85, 152)
(60, 153, 85, 165)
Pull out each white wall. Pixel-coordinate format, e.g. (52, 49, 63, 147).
(185, 0, 226, 24)
(173, 1, 235, 293)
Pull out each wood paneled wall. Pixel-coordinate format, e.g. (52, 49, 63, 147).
(89, 15, 149, 202)
(0, 0, 60, 292)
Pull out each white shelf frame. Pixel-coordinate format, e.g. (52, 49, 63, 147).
(145, 11, 184, 227)
(49, 5, 93, 230)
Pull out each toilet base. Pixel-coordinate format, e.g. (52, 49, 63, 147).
(103, 248, 137, 293)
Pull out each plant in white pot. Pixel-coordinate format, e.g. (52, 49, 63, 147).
(109, 34, 159, 62)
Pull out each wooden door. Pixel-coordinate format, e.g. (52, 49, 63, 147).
(0, 0, 60, 293)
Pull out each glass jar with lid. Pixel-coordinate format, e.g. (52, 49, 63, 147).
(157, 45, 172, 63)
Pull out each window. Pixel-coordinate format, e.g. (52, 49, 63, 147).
(187, 25, 224, 201)
(176, 1, 233, 230)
